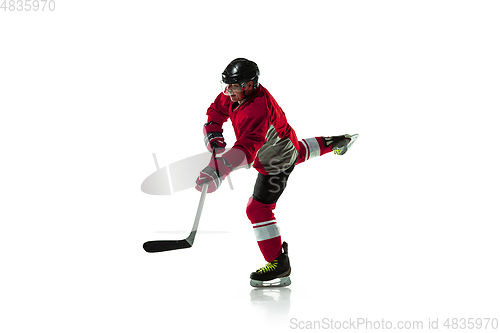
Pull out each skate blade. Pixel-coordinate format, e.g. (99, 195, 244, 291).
(346, 133, 359, 150)
(250, 276, 291, 288)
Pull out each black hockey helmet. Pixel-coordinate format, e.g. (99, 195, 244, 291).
(221, 58, 260, 88)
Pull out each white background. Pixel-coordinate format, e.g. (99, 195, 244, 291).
(1, 0, 499, 332)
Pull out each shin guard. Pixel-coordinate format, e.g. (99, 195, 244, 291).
(246, 197, 282, 262)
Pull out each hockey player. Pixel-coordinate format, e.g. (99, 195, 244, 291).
(195, 58, 358, 287)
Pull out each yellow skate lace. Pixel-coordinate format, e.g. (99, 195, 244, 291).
(258, 260, 278, 273)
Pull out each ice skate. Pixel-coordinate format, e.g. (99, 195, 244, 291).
(250, 242, 291, 287)
(324, 133, 359, 155)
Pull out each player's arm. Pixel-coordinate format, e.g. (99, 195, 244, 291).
(204, 93, 231, 152)
(196, 109, 268, 193)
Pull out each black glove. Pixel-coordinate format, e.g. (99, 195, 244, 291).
(203, 121, 226, 153)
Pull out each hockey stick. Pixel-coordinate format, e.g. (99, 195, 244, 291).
(142, 150, 216, 253)
(143, 182, 209, 252)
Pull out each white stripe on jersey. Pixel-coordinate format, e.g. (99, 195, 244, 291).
(302, 138, 321, 160)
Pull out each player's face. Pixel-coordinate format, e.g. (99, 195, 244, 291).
(222, 83, 244, 101)
(222, 81, 253, 102)
(228, 85, 245, 102)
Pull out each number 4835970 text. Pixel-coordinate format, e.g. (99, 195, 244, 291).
(1, 0, 56, 11)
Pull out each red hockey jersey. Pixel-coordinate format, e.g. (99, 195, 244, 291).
(206, 85, 299, 175)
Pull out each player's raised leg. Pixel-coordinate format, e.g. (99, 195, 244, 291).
(296, 134, 359, 165)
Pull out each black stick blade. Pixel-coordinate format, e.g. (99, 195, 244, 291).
(143, 239, 192, 253)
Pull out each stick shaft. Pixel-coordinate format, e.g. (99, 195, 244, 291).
(188, 150, 215, 235)
(226, 174, 234, 190)
(190, 182, 208, 234)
